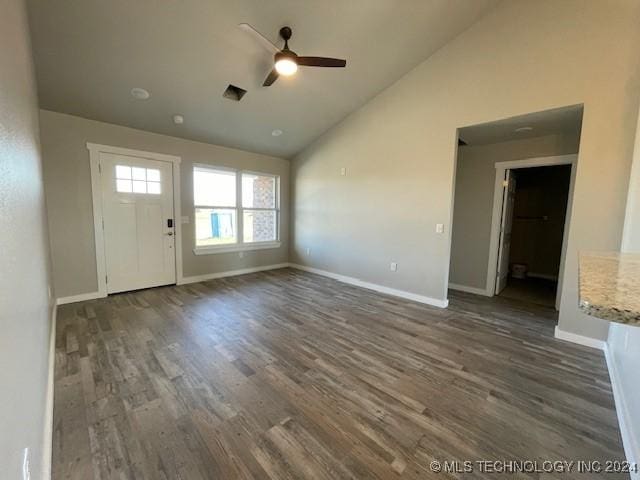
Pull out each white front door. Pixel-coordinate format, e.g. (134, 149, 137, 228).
(495, 169, 516, 294)
(100, 152, 176, 293)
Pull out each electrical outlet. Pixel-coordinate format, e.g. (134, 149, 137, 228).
(390, 262, 398, 272)
(305, 248, 311, 256)
(435, 223, 444, 234)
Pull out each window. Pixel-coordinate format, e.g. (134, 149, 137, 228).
(242, 173, 277, 243)
(194, 167, 237, 246)
(115, 165, 161, 194)
(193, 166, 279, 252)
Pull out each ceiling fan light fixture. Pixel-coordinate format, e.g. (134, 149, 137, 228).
(275, 58, 298, 76)
(240, 24, 346, 87)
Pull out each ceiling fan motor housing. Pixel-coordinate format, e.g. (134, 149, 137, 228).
(275, 50, 297, 63)
(279, 26, 293, 41)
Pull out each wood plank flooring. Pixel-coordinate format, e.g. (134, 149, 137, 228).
(53, 268, 626, 479)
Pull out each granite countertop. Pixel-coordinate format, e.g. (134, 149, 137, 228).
(579, 251, 640, 325)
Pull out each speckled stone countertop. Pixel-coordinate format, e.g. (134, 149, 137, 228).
(579, 252, 640, 325)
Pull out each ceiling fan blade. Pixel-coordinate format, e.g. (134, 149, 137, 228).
(263, 69, 279, 87)
(297, 56, 346, 68)
(238, 23, 280, 54)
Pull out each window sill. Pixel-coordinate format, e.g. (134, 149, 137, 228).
(193, 241, 281, 256)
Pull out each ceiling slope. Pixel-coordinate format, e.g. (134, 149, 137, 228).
(27, 0, 497, 158)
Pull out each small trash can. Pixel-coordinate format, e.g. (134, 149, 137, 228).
(511, 263, 527, 279)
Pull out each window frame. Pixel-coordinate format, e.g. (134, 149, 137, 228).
(192, 164, 280, 255)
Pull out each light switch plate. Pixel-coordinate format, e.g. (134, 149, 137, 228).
(340, 167, 346, 176)
(436, 223, 444, 234)
(390, 262, 398, 272)
(181, 216, 190, 224)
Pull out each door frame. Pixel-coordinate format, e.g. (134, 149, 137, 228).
(494, 168, 517, 295)
(87, 143, 183, 298)
(486, 154, 577, 309)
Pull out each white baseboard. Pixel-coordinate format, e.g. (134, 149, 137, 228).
(604, 344, 639, 479)
(289, 263, 448, 308)
(527, 272, 558, 281)
(448, 283, 492, 297)
(56, 291, 102, 305)
(179, 263, 290, 285)
(42, 304, 56, 480)
(554, 326, 606, 350)
(57, 265, 290, 302)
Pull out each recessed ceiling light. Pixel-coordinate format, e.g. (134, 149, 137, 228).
(272, 129, 283, 137)
(173, 114, 184, 125)
(131, 87, 150, 100)
(515, 126, 533, 133)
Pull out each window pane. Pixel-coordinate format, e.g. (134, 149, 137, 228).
(243, 210, 276, 243)
(116, 165, 131, 179)
(194, 167, 236, 207)
(132, 180, 147, 193)
(132, 167, 146, 181)
(195, 208, 237, 246)
(116, 179, 132, 193)
(146, 169, 160, 182)
(147, 181, 161, 194)
(242, 173, 276, 208)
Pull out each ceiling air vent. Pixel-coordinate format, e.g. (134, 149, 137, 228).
(223, 84, 247, 102)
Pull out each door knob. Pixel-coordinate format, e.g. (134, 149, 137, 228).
(166, 232, 174, 236)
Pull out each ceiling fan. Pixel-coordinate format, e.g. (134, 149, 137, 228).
(239, 23, 347, 87)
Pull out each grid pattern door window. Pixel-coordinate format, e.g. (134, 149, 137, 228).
(115, 165, 161, 194)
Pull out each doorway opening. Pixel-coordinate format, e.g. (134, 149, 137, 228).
(448, 105, 583, 312)
(494, 164, 572, 308)
(88, 143, 183, 298)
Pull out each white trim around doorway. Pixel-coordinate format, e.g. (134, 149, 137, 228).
(87, 143, 183, 298)
(486, 154, 577, 308)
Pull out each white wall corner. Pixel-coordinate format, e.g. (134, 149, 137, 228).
(555, 327, 639, 475)
(554, 326, 606, 350)
(289, 263, 449, 309)
(604, 343, 640, 479)
(42, 304, 57, 480)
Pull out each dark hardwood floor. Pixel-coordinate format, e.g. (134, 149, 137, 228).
(53, 268, 625, 479)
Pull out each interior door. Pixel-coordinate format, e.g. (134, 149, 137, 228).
(100, 152, 176, 293)
(495, 169, 516, 294)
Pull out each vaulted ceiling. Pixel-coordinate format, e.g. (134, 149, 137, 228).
(27, 0, 497, 158)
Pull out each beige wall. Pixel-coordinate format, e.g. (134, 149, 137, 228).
(291, 0, 640, 341)
(0, 0, 53, 477)
(450, 134, 579, 290)
(40, 110, 289, 298)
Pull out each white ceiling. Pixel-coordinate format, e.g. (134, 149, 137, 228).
(458, 105, 584, 146)
(26, 0, 497, 158)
